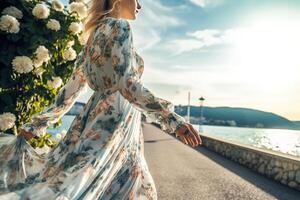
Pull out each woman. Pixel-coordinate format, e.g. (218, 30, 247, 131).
(0, 0, 202, 199)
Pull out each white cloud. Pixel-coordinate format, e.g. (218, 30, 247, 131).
(189, 0, 225, 8)
(142, 64, 262, 106)
(163, 29, 225, 56)
(131, 0, 185, 52)
(163, 28, 239, 55)
(187, 29, 223, 45)
(163, 38, 205, 56)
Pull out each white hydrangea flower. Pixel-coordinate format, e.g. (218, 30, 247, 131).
(46, 19, 61, 31)
(62, 47, 77, 61)
(47, 76, 63, 89)
(35, 45, 50, 63)
(68, 22, 82, 34)
(69, 2, 88, 19)
(12, 56, 34, 74)
(33, 66, 46, 76)
(0, 112, 16, 131)
(78, 33, 88, 45)
(0, 15, 20, 34)
(52, 0, 64, 12)
(67, 40, 74, 47)
(32, 4, 50, 19)
(33, 58, 44, 68)
(2, 6, 23, 19)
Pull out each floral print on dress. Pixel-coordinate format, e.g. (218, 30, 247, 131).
(0, 15, 186, 200)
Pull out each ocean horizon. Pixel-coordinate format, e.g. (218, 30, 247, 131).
(47, 115, 300, 157)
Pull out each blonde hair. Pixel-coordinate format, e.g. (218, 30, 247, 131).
(84, 0, 121, 39)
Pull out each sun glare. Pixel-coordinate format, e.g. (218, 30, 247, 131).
(228, 14, 300, 91)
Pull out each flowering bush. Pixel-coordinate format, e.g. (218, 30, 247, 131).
(0, 0, 88, 147)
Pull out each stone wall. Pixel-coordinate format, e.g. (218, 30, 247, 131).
(200, 133, 300, 191)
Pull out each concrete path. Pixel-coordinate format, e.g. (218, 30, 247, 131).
(142, 123, 300, 200)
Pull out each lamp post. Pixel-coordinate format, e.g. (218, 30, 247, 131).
(198, 96, 205, 131)
(187, 91, 190, 123)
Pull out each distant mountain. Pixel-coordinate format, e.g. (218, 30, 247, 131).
(174, 105, 300, 130)
(292, 121, 300, 129)
(66, 102, 299, 130)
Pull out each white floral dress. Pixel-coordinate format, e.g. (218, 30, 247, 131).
(0, 16, 187, 200)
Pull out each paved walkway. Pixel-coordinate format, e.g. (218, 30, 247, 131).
(142, 123, 300, 200)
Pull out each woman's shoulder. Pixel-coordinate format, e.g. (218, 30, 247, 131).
(92, 16, 132, 47)
(104, 18, 132, 42)
(100, 16, 131, 30)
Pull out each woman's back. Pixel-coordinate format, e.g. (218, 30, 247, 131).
(80, 16, 144, 97)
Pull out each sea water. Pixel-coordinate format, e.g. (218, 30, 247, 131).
(193, 124, 300, 157)
(47, 115, 300, 157)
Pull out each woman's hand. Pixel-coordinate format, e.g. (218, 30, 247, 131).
(18, 128, 36, 141)
(175, 123, 203, 147)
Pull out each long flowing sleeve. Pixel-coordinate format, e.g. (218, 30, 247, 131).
(21, 51, 88, 136)
(110, 19, 187, 135)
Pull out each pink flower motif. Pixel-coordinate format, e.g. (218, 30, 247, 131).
(86, 129, 101, 140)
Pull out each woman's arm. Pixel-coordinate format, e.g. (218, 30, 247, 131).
(109, 19, 188, 135)
(20, 51, 89, 137)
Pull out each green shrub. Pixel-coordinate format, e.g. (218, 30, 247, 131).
(0, 0, 88, 148)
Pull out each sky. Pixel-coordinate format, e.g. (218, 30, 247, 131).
(64, 0, 300, 121)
